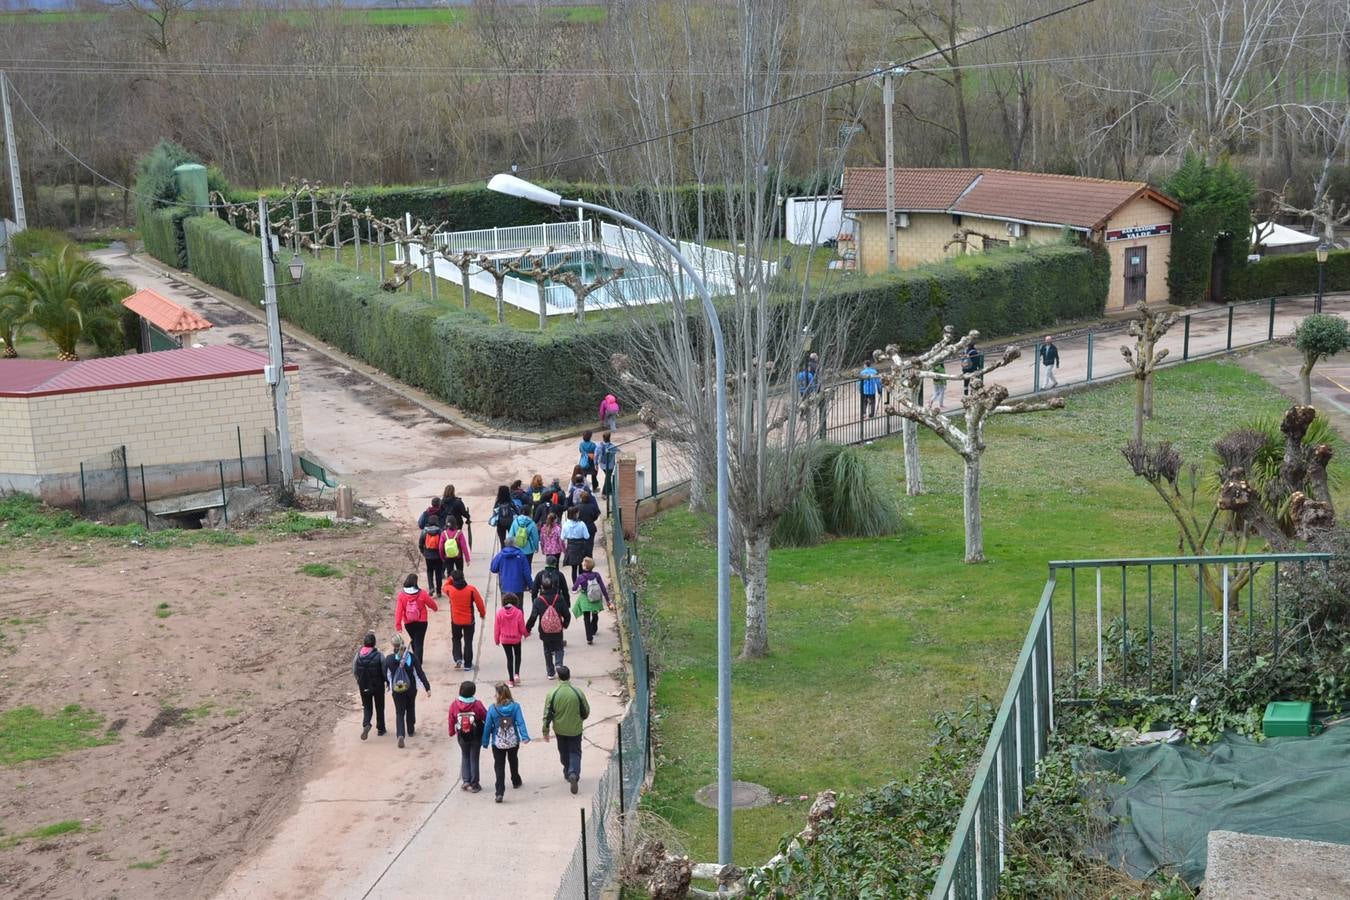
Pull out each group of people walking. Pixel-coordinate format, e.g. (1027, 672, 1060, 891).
(352, 425, 621, 802)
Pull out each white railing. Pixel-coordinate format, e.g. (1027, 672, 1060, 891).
(431, 220, 592, 254)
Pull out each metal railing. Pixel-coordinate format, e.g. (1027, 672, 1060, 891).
(928, 552, 1332, 900)
(554, 462, 652, 899)
(430, 220, 592, 254)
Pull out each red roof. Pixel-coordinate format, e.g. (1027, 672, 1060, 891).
(842, 167, 1180, 230)
(122, 289, 214, 335)
(0, 346, 297, 397)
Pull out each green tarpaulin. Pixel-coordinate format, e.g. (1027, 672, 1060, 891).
(1086, 726, 1350, 885)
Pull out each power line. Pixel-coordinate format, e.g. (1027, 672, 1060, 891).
(7, 0, 1107, 202)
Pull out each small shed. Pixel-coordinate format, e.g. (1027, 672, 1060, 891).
(121, 288, 213, 352)
(1251, 221, 1319, 257)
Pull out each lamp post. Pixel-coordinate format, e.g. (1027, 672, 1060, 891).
(257, 196, 304, 489)
(1315, 241, 1329, 314)
(487, 172, 736, 866)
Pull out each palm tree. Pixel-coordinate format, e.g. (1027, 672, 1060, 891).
(0, 282, 25, 358)
(8, 248, 126, 361)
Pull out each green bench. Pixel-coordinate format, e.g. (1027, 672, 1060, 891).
(298, 455, 340, 496)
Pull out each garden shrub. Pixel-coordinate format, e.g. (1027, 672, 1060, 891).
(1231, 249, 1350, 300)
(138, 206, 192, 268)
(1163, 155, 1254, 305)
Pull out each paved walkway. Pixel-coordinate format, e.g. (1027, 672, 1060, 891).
(92, 250, 625, 900)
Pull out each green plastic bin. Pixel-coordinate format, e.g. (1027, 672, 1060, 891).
(1262, 701, 1313, 737)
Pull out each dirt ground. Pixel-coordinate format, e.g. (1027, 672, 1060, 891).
(0, 522, 414, 899)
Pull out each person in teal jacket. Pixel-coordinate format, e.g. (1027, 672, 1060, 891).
(506, 512, 541, 564)
(481, 682, 531, 802)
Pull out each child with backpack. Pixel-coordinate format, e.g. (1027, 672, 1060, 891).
(494, 593, 528, 686)
(351, 631, 386, 740)
(395, 574, 439, 669)
(481, 682, 530, 803)
(533, 477, 566, 526)
(572, 557, 612, 645)
(526, 474, 547, 519)
(527, 574, 572, 679)
(418, 518, 446, 596)
(578, 430, 599, 491)
(506, 510, 540, 563)
(384, 634, 431, 749)
(489, 485, 515, 548)
(538, 511, 564, 560)
(440, 515, 471, 579)
(595, 431, 618, 507)
(448, 680, 488, 793)
(598, 394, 621, 432)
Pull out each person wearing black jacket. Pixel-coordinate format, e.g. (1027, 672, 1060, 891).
(1038, 335, 1061, 388)
(574, 491, 601, 558)
(439, 485, 471, 532)
(961, 343, 984, 397)
(526, 577, 572, 679)
(530, 555, 571, 607)
(352, 631, 386, 740)
(533, 478, 567, 526)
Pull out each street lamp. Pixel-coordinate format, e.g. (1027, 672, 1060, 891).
(257, 197, 302, 489)
(1315, 241, 1329, 314)
(487, 171, 736, 865)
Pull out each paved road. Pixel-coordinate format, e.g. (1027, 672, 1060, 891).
(94, 250, 625, 900)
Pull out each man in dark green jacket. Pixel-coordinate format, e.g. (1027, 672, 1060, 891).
(543, 665, 590, 793)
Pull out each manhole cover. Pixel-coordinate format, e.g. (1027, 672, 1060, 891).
(694, 781, 773, 810)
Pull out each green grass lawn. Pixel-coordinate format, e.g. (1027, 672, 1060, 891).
(634, 359, 1343, 866)
(0, 705, 117, 767)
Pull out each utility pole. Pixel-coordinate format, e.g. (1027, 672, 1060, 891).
(883, 65, 896, 270)
(257, 197, 295, 488)
(1, 71, 27, 232)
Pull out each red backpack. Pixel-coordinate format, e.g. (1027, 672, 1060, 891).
(540, 594, 564, 634)
(456, 705, 478, 736)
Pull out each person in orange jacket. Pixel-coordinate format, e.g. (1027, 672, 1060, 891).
(442, 571, 486, 671)
(394, 573, 439, 666)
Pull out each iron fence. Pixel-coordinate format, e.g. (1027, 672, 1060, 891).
(554, 463, 652, 899)
(928, 552, 1332, 900)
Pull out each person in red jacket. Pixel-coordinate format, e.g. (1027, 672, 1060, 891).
(494, 593, 528, 687)
(395, 573, 439, 666)
(442, 571, 486, 671)
(448, 680, 488, 793)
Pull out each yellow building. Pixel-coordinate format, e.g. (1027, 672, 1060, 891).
(841, 168, 1180, 311)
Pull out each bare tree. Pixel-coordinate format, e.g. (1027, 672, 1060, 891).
(1120, 304, 1176, 443)
(878, 327, 1066, 563)
(446, 251, 481, 311)
(504, 250, 567, 331)
(552, 265, 625, 325)
(880, 0, 973, 166)
(118, 0, 193, 54)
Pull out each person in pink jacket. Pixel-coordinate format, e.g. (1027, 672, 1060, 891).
(395, 574, 439, 667)
(598, 394, 620, 432)
(538, 511, 565, 559)
(494, 592, 528, 687)
(439, 515, 471, 579)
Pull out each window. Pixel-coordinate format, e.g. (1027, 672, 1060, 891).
(982, 236, 1010, 250)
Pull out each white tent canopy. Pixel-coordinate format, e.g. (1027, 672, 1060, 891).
(1252, 221, 1319, 249)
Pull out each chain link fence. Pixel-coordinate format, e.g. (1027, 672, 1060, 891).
(554, 463, 651, 900)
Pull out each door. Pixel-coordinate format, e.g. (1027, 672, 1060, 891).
(1124, 246, 1147, 306)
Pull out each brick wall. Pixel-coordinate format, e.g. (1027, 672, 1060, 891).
(0, 397, 36, 476)
(856, 212, 1064, 274)
(21, 373, 304, 476)
(1101, 196, 1173, 310)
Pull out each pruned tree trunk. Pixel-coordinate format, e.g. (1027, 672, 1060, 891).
(1143, 374, 1154, 420)
(1134, 377, 1146, 444)
(902, 387, 923, 495)
(1299, 359, 1314, 405)
(741, 528, 771, 659)
(962, 454, 983, 563)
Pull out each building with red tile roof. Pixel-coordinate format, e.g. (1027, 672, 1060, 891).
(121, 288, 214, 352)
(840, 168, 1180, 309)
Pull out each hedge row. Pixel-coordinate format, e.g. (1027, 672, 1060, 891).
(181, 215, 1105, 424)
(183, 216, 625, 422)
(1231, 249, 1350, 301)
(137, 204, 191, 269)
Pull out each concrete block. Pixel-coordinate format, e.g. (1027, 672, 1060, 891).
(1205, 830, 1350, 899)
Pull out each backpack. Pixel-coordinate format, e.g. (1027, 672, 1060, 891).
(513, 519, 531, 549)
(443, 531, 461, 559)
(540, 594, 564, 634)
(601, 444, 618, 471)
(421, 526, 442, 553)
(493, 706, 520, 749)
(355, 649, 382, 690)
(490, 503, 514, 527)
(391, 655, 411, 694)
(404, 593, 423, 621)
(456, 706, 478, 736)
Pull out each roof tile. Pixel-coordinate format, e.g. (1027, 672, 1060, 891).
(122, 289, 214, 335)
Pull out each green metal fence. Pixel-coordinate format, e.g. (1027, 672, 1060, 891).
(928, 552, 1332, 900)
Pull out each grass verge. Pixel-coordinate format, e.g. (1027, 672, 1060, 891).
(0, 820, 86, 850)
(634, 359, 1342, 865)
(0, 705, 118, 767)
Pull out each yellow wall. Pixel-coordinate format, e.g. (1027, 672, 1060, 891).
(17, 374, 303, 476)
(855, 212, 1061, 274)
(0, 397, 36, 476)
(1102, 196, 1173, 310)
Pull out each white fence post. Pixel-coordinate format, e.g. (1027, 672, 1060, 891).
(1222, 564, 1230, 673)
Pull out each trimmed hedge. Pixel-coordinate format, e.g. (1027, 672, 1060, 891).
(1232, 250, 1350, 300)
(183, 215, 1105, 424)
(138, 205, 192, 269)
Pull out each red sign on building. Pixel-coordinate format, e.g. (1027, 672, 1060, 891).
(1105, 223, 1172, 242)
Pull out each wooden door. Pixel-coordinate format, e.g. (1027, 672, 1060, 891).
(1124, 246, 1147, 306)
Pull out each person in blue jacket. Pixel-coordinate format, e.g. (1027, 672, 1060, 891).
(490, 543, 533, 597)
(481, 682, 531, 802)
(506, 511, 541, 564)
(859, 357, 881, 419)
